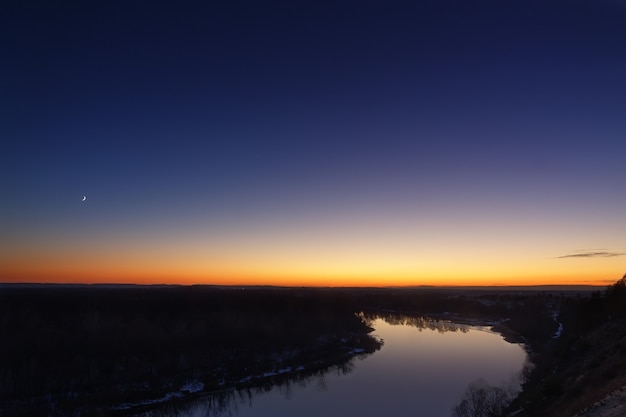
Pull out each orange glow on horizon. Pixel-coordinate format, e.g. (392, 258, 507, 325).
(1, 264, 619, 288)
(2, 237, 623, 288)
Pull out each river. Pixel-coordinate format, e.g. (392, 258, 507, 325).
(137, 316, 527, 417)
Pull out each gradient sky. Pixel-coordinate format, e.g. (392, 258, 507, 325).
(2, 0, 625, 286)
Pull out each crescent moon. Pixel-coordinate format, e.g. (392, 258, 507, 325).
(82, 196, 87, 202)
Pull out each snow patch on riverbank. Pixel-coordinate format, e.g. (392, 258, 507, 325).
(114, 380, 205, 411)
(552, 312, 563, 339)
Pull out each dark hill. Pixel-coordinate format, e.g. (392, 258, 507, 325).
(511, 275, 626, 417)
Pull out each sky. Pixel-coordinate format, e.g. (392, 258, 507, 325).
(2, 0, 625, 286)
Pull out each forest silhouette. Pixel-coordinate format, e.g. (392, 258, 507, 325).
(1, 279, 623, 416)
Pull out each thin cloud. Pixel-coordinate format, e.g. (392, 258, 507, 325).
(557, 251, 625, 259)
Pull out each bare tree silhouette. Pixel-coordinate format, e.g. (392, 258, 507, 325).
(452, 379, 511, 417)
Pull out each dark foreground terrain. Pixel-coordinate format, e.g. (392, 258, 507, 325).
(509, 275, 626, 417)
(1, 279, 623, 417)
(0, 286, 381, 416)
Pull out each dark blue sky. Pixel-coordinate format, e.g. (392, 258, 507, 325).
(2, 0, 625, 285)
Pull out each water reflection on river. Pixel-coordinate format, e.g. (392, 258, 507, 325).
(141, 316, 527, 417)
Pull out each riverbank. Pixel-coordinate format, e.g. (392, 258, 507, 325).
(114, 340, 379, 416)
(508, 276, 626, 417)
(0, 286, 382, 416)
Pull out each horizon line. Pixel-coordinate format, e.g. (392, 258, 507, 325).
(0, 282, 609, 290)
